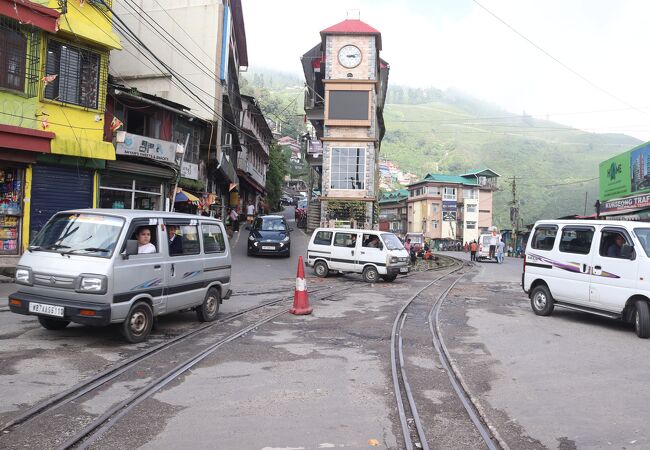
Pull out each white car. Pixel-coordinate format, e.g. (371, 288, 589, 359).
(523, 219, 650, 338)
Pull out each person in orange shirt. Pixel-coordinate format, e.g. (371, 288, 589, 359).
(469, 240, 478, 261)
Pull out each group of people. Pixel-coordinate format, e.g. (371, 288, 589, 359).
(464, 238, 507, 263)
(225, 201, 263, 236)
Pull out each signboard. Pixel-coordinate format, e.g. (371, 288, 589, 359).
(442, 200, 457, 221)
(116, 133, 183, 165)
(601, 192, 650, 215)
(599, 142, 650, 201)
(181, 162, 199, 180)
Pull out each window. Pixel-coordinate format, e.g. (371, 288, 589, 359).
(443, 187, 456, 201)
(428, 186, 440, 195)
(313, 231, 333, 246)
(0, 20, 26, 92)
(463, 188, 478, 200)
(129, 223, 159, 255)
(99, 175, 163, 210)
(202, 224, 225, 253)
(432, 220, 439, 229)
(466, 221, 476, 229)
(634, 228, 650, 257)
(558, 227, 594, 255)
(600, 229, 632, 259)
(330, 147, 365, 190)
(466, 205, 477, 213)
(166, 223, 200, 256)
(431, 203, 439, 213)
(44, 40, 101, 109)
(531, 226, 557, 251)
(334, 232, 357, 248)
(362, 234, 382, 249)
(253, 217, 287, 231)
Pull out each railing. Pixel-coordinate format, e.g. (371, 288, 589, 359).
(237, 152, 265, 187)
(240, 114, 270, 156)
(220, 152, 237, 184)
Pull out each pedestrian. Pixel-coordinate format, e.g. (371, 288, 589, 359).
(404, 238, 412, 254)
(497, 238, 505, 264)
(246, 201, 255, 225)
(229, 207, 239, 232)
(464, 242, 469, 253)
(470, 240, 478, 261)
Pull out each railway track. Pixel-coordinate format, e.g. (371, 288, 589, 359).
(391, 258, 501, 450)
(0, 283, 353, 450)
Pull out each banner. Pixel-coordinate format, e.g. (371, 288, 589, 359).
(442, 200, 457, 221)
(599, 142, 650, 201)
(116, 133, 183, 165)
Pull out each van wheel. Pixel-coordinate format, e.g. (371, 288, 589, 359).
(121, 302, 153, 343)
(314, 261, 329, 278)
(634, 300, 650, 338)
(363, 266, 379, 283)
(530, 285, 554, 316)
(197, 287, 220, 322)
(38, 316, 70, 330)
(382, 274, 397, 282)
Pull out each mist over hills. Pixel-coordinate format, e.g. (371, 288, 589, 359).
(245, 69, 642, 228)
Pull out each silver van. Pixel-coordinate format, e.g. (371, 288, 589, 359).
(9, 209, 232, 343)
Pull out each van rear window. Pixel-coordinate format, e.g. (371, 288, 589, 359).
(314, 231, 333, 246)
(531, 226, 557, 251)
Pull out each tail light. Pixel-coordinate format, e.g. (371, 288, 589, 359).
(523, 254, 526, 272)
(479, 245, 483, 252)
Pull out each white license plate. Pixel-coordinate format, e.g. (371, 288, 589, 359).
(29, 302, 64, 318)
(262, 246, 275, 250)
(399, 267, 409, 273)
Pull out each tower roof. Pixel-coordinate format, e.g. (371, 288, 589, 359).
(320, 19, 382, 49)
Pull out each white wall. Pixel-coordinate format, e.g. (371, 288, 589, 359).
(110, 0, 224, 122)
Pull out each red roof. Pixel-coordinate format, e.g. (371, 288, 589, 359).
(320, 19, 382, 49)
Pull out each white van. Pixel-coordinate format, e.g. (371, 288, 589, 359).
(523, 219, 650, 338)
(306, 228, 409, 282)
(477, 233, 498, 261)
(9, 209, 232, 343)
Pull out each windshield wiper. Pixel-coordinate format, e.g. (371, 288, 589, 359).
(44, 244, 70, 250)
(62, 247, 111, 255)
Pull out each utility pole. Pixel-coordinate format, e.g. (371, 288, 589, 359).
(583, 191, 588, 216)
(510, 176, 521, 251)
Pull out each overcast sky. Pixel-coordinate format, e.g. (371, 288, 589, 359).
(243, 0, 650, 141)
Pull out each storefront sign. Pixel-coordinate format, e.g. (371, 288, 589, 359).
(181, 162, 199, 180)
(442, 200, 457, 221)
(116, 133, 183, 166)
(599, 142, 650, 201)
(601, 192, 650, 214)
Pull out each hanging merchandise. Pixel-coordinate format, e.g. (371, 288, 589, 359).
(0, 167, 23, 255)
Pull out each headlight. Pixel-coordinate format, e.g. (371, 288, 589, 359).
(76, 274, 107, 294)
(248, 235, 256, 241)
(390, 257, 398, 264)
(282, 236, 290, 243)
(15, 267, 32, 285)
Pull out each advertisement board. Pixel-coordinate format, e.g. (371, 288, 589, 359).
(599, 142, 650, 201)
(442, 200, 457, 221)
(116, 133, 183, 166)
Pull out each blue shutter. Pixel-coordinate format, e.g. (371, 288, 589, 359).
(30, 165, 93, 241)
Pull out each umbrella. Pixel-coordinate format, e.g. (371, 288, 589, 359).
(175, 190, 200, 204)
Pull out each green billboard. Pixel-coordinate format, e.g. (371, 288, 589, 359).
(599, 142, 650, 201)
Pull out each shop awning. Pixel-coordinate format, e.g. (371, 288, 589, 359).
(175, 189, 200, 204)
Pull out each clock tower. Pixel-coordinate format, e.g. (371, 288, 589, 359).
(302, 18, 389, 229)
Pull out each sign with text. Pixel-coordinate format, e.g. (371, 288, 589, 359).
(599, 142, 650, 201)
(116, 133, 183, 166)
(442, 200, 457, 221)
(181, 162, 199, 180)
(601, 192, 650, 214)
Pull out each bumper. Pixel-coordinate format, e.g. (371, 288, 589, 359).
(224, 288, 232, 300)
(387, 265, 409, 275)
(248, 243, 290, 255)
(8, 291, 111, 326)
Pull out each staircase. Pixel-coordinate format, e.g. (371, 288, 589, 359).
(307, 200, 321, 232)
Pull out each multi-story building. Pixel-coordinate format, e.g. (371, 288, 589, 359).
(378, 189, 408, 236)
(0, 0, 121, 261)
(302, 17, 389, 229)
(109, 0, 249, 218)
(237, 95, 272, 212)
(406, 169, 499, 243)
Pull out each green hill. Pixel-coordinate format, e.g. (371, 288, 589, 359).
(245, 71, 642, 228)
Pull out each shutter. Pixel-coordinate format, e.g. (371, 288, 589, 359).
(105, 160, 175, 179)
(30, 165, 93, 241)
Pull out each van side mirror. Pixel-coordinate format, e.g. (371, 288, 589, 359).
(622, 244, 635, 260)
(122, 240, 139, 259)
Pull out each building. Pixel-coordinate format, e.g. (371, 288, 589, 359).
(406, 169, 499, 243)
(0, 0, 121, 262)
(599, 142, 650, 220)
(302, 17, 389, 229)
(109, 0, 249, 218)
(378, 189, 408, 236)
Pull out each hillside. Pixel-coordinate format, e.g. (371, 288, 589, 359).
(244, 70, 642, 228)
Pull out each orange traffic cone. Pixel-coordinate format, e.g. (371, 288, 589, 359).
(290, 256, 312, 315)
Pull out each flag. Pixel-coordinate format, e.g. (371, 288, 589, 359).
(41, 118, 49, 129)
(110, 117, 123, 133)
(42, 74, 57, 88)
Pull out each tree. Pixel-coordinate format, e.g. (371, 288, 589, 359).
(266, 142, 288, 211)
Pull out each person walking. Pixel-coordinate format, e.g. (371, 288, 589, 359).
(470, 240, 478, 261)
(497, 238, 505, 263)
(246, 201, 255, 225)
(229, 207, 239, 233)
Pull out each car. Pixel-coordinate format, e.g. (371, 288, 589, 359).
(523, 219, 650, 338)
(247, 215, 292, 257)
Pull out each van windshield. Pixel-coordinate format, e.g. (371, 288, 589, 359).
(30, 213, 124, 258)
(634, 228, 650, 256)
(382, 233, 404, 250)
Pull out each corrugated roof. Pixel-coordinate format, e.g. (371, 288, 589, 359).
(460, 168, 501, 178)
(422, 174, 478, 185)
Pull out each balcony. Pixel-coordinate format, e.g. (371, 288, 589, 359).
(241, 113, 270, 157)
(237, 154, 265, 188)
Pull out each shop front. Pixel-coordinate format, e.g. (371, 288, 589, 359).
(100, 160, 174, 211)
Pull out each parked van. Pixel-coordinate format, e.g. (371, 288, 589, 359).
(306, 228, 409, 282)
(523, 219, 650, 338)
(8, 210, 232, 343)
(477, 233, 498, 261)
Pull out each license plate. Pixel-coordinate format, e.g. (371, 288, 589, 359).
(262, 246, 275, 250)
(29, 302, 64, 318)
(400, 267, 409, 273)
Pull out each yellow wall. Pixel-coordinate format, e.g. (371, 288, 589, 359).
(21, 166, 32, 251)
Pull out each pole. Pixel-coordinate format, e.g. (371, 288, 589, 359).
(583, 191, 588, 216)
(170, 133, 191, 213)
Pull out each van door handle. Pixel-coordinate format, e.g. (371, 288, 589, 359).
(351, 250, 354, 255)
(594, 265, 601, 270)
(360, 251, 365, 255)
(171, 263, 175, 276)
(154, 265, 161, 269)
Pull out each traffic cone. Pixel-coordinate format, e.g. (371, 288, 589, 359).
(290, 256, 312, 315)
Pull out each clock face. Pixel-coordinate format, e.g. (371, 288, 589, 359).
(338, 45, 362, 68)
